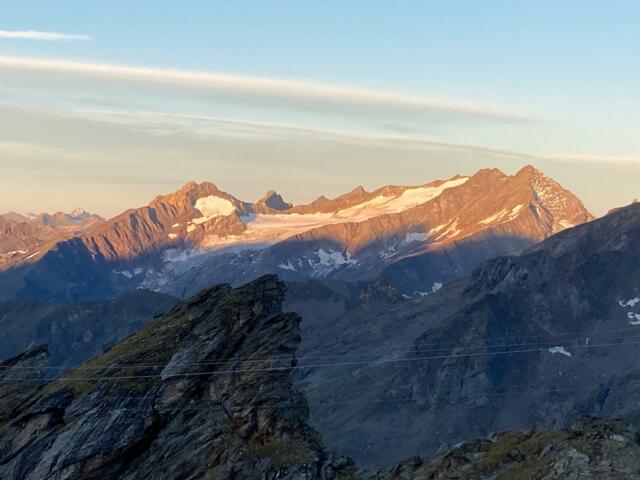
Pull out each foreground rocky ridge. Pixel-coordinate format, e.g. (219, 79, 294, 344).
(369, 417, 640, 479)
(0, 276, 355, 479)
(2, 276, 640, 478)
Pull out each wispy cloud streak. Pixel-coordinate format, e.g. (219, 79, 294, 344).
(0, 56, 527, 123)
(544, 154, 640, 165)
(0, 30, 91, 41)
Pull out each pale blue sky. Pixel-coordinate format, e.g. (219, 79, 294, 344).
(0, 1, 639, 216)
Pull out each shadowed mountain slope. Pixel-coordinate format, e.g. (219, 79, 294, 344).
(0, 290, 179, 376)
(2, 276, 640, 478)
(294, 201, 640, 466)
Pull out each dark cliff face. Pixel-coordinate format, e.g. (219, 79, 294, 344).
(0, 275, 355, 480)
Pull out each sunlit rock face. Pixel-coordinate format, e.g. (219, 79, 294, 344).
(0, 166, 592, 302)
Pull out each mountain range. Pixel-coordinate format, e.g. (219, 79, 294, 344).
(0, 209, 103, 269)
(0, 165, 592, 301)
(5, 164, 640, 478)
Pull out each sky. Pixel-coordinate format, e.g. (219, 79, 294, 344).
(0, 0, 639, 217)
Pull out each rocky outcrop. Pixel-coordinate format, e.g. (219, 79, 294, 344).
(369, 417, 640, 479)
(0, 275, 356, 479)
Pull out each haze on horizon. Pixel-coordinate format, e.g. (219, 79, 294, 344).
(1, 0, 639, 217)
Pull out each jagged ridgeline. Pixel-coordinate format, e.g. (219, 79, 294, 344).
(0, 166, 593, 302)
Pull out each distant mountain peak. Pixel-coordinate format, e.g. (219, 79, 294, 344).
(515, 164, 542, 177)
(177, 180, 199, 192)
(257, 190, 292, 211)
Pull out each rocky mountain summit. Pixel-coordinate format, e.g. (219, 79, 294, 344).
(0, 165, 592, 302)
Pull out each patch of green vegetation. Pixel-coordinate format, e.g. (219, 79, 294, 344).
(245, 438, 317, 468)
(459, 430, 569, 479)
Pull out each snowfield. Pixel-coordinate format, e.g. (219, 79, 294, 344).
(197, 177, 469, 252)
(192, 195, 236, 224)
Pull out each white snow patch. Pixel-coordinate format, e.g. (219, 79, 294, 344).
(317, 249, 356, 267)
(114, 268, 144, 278)
(548, 346, 572, 357)
(478, 208, 509, 225)
(478, 204, 524, 225)
(379, 244, 399, 260)
(168, 233, 178, 239)
(187, 225, 197, 233)
(627, 312, 640, 325)
(619, 297, 640, 308)
(162, 248, 207, 263)
(191, 195, 235, 224)
(415, 281, 443, 298)
(428, 224, 447, 235)
(435, 220, 461, 239)
(558, 220, 575, 229)
(172, 223, 180, 228)
(3, 250, 27, 255)
(303, 249, 358, 277)
(334, 177, 469, 220)
(403, 231, 428, 244)
(277, 260, 297, 271)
